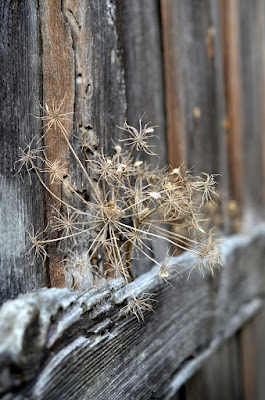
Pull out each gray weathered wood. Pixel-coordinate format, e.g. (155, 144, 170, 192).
(238, 0, 265, 225)
(185, 336, 242, 400)
(121, 0, 168, 275)
(160, 298, 262, 400)
(121, 0, 167, 166)
(239, 306, 265, 400)
(38, 1, 128, 288)
(219, 0, 244, 214)
(0, 0, 47, 305)
(0, 225, 264, 399)
(38, 0, 167, 286)
(160, 0, 230, 233)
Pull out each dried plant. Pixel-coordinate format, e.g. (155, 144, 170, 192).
(17, 100, 222, 321)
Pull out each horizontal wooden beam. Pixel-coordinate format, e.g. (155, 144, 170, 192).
(0, 226, 265, 399)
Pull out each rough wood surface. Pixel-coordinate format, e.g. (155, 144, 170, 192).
(160, 0, 230, 234)
(39, 1, 128, 289)
(0, 1, 47, 305)
(40, 0, 75, 288)
(121, 0, 166, 164)
(121, 0, 168, 275)
(0, 225, 264, 400)
(38, 0, 167, 284)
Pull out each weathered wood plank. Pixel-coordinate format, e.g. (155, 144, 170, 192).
(121, 0, 167, 165)
(239, 307, 265, 400)
(0, 0, 47, 304)
(62, 0, 127, 151)
(40, 0, 75, 288)
(39, 1, 127, 289)
(238, 0, 265, 225)
(160, 0, 230, 233)
(162, 0, 227, 171)
(160, 0, 186, 167)
(160, 298, 262, 400)
(219, 0, 243, 214)
(185, 336, 242, 400)
(259, 0, 265, 206)
(0, 225, 264, 399)
(120, 0, 168, 275)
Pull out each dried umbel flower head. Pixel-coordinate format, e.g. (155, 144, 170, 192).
(27, 226, 48, 262)
(123, 293, 158, 322)
(118, 119, 158, 155)
(18, 99, 222, 321)
(15, 138, 46, 183)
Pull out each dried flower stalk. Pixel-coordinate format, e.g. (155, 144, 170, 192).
(16, 100, 222, 321)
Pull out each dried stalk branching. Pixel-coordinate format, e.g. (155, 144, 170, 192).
(17, 100, 222, 321)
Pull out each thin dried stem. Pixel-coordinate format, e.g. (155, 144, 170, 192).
(20, 102, 221, 321)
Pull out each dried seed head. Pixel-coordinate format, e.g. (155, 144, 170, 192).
(149, 191, 161, 200)
(123, 293, 157, 322)
(43, 159, 68, 184)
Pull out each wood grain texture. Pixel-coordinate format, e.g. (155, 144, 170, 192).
(39, 1, 128, 289)
(239, 307, 265, 400)
(0, 225, 264, 400)
(160, 0, 186, 167)
(62, 0, 127, 151)
(120, 0, 168, 275)
(0, 0, 47, 304)
(219, 0, 243, 209)
(185, 336, 242, 400)
(40, 0, 75, 288)
(160, 0, 230, 233)
(121, 0, 167, 166)
(259, 0, 265, 207)
(237, 0, 265, 225)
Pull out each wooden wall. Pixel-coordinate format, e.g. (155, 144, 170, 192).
(0, 0, 265, 399)
(1, 0, 264, 302)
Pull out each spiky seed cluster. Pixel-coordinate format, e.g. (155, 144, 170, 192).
(17, 100, 222, 322)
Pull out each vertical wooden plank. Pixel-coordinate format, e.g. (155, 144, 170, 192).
(160, 0, 186, 167)
(39, 1, 127, 288)
(0, 1, 47, 304)
(62, 0, 126, 151)
(160, 0, 230, 232)
(240, 307, 265, 400)
(219, 0, 243, 222)
(121, 0, 167, 166)
(237, 0, 265, 225)
(40, 0, 75, 288)
(120, 0, 168, 275)
(185, 337, 242, 400)
(258, 0, 265, 206)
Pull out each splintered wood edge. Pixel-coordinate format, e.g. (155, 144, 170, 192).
(0, 225, 265, 399)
